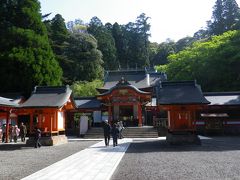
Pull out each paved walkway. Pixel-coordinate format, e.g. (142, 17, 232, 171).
(21, 138, 133, 180)
(20, 136, 209, 180)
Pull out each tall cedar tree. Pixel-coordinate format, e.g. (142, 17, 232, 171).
(123, 13, 150, 68)
(88, 17, 118, 70)
(0, 0, 62, 94)
(111, 23, 128, 69)
(208, 0, 240, 35)
(135, 13, 151, 67)
(64, 33, 104, 82)
(46, 14, 71, 84)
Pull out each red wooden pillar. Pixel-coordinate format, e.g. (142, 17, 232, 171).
(5, 111, 10, 143)
(108, 105, 112, 125)
(29, 113, 33, 134)
(138, 103, 142, 127)
(50, 113, 53, 136)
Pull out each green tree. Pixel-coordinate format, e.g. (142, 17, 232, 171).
(46, 14, 70, 84)
(71, 79, 103, 97)
(148, 42, 159, 67)
(175, 36, 195, 52)
(208, 0, 225, 35)
(65, 32, 104, 82)
(223, 0, 240, 30)
(49, 14, 69, 54)
(208, 0, 240, 35)
(135, 13, 151, 67)
(166, 30, 240, 91)
(124, 13, 151, 68)
(88, 17, 118, 70)
(111, 23, 128, 69)
(0, 0, 62, 94)
(152, 39, 175, 65)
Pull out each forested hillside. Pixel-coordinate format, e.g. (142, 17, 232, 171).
(0, 0, 240, 95)
(160, 31, 240, 91)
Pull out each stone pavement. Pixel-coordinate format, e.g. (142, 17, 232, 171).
(21, 138, 133, 180)
(20, 136, 209, 180)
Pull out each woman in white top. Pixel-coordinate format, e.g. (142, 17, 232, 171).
(12, 125, 20, 143)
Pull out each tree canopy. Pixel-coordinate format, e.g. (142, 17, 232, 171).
(163, 30, 240, 91)
(88, 17, 118, 70)
(207, 0, 240, 36)
(1, 0, 240, 95)
(64, 32, 104, 82)
(0, 0, 62, 94)
(71, 79, 103, 97)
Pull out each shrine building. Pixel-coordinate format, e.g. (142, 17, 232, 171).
(156, 81, 210, 144)
(66, 69, 167, 134)
(97, 69, 168, 127)
(1, 69, 240, 145)
(0, 97, 19, 143)
(18, 85, 76, 145)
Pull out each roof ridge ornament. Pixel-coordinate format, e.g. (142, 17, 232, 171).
(116, 77, 131, 86)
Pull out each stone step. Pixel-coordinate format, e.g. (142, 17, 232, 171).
(84, 127, 158, 138)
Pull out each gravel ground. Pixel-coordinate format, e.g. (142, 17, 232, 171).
(111, 136, 240, 180)
(1, 136, 240, 180)
(0, 139, 99, 180)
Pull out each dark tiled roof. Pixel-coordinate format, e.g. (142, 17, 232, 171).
(0, 92, 24, 100)
(101, 70, 166, 89)
(204, 92, 240, 105)
(0, 97, 19, 107)
(157, 81, 210, 105)
(74, 97, 101, 109)
(20, 86, 73, 108)
(98, 84, 151, 97)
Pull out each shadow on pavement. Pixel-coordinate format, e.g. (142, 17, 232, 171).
(0, 143, 34, 151)
(125, 137, 240, 153)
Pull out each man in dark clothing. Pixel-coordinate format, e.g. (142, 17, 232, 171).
(111, 123, 119, 147)
(34, 127, 41, 148)
(20, 122, 27, 142)
(103, 120, 111, 146)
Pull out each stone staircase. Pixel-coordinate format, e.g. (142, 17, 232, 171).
(84, 126, 159, 139)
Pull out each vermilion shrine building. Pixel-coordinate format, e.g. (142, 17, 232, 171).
(0, 97, 19, 143)
(18, 86, 76, 145)
(0, 69, 240, 145)
(66, 69, 167, 133)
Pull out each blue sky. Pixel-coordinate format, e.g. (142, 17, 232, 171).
(39, 0, 240, 43)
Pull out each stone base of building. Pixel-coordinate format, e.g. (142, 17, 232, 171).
(26, 135, 68, 146)
(166, 132, 201, 145)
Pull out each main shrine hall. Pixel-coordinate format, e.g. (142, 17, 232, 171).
(96, 69, 167, 126)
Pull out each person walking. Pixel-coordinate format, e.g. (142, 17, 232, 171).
(9, 124, 13, 142)
(111, 123, 119, 147)
(12, 125, 20, 143)
(103, 120, 111, 146)
(20, 122, 27, 142)
(34, 127, 41, 148)
(117, 121, 124, 139)
(2, 124, 6, 143)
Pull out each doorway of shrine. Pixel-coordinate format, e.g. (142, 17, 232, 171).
(113, 105, 139, 127)
(18, 115, 30, 135)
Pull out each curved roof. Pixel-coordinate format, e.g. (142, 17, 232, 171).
(100, 70, 166, 90)
(0, 97, 19, 107)
(20, 86, 74, 108)
(74, 97, 101, 109)
(98, 84, 151, 97)
(157, 81, 210, 105)
(204, 92, 240, 105)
